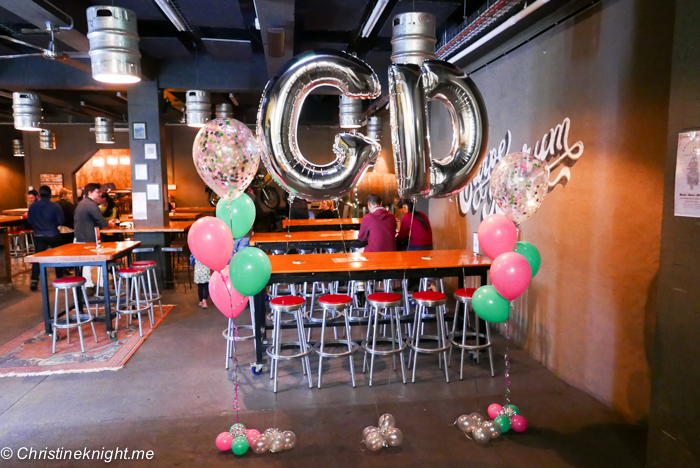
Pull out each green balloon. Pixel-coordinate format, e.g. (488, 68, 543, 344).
(216, 194, 256, 238)
(231, 436, 249, 455)
(472, 286, 510, 323)
(515, 241, 541, 278)
(505, 404, 520, 415)
(230, 247, 271, 296)
(495, 415, 511, 433)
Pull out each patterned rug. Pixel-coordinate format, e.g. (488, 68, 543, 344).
(0, 305, 173, 377)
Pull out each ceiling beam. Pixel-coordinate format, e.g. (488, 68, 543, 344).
(253, 0, 295, 77)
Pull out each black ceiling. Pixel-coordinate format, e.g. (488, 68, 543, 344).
(0, 0, 485, 124)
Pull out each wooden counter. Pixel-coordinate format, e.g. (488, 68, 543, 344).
(282, 217, 362, 232)
(1, 208, 28, 215)
(250, 230, 361, 251)
(101, 220, 194, 234)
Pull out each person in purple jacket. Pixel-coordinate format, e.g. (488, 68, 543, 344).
(358, 194, 396, 252)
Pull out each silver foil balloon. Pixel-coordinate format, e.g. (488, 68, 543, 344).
(269, 432, 286, 453)
(456, 414, 477, 433)
(378, 413, 396, 431)
(483, 420, 502, 439)
(251, 435, 270, 454)
(469, 413, 485, 425)
(388, 60, 487, 199)
(283, 431, 297, 450)
(382, 427, 403, 447)
(257, 49, 381, 201)
(364, 431, 384, 452)
(472, 427, 490, 445)
(363, 426, 379, 439)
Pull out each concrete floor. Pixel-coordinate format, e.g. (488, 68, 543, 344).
(0, 271, 646, 467)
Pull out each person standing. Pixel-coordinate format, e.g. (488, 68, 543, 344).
(358, 194, 396, 252)
(289, 197, 309, 220)
(194, 259, 210, 308)
(27, 189, 38, 206)
(316, 200, 336, 219)
(27, 185, 65, 291)
(396, 199, 433, 251)
(74, 183, 117, 291)
(56, 188, 75, 245)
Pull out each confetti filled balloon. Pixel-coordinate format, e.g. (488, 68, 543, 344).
(490, 152, 549, 224)
(193, 118, 261, 202)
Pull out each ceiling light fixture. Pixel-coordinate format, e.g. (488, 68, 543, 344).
(12, 139, 24, 157)
(339, 95, 362, 129)
(185, 90, 211, 128)
(86, 6, 141, 84)
(12, 92, 42, 131)
(366, 116, 382, 141)
(40, 129, 56, 150)
(95, 117, 115, 144)
(153, 0, 188, 32)
(215, 103, 233, 119)
(361, 0, 390, 38)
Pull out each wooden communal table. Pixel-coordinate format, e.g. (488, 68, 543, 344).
(282, 218, 362, 232)
(0, 215, 25, 227)
(101, 220, 195, 234)
(250, 230, 361, 252)
(1, 208, 28, 216)
(24, 241, 141, 338)
(250, 249, 491, 366)
(168, 212, 203, 221)
(174, 206, 215, 213)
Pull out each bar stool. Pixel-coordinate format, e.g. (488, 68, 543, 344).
(450, 288, 495, 378)
(409, 291, 451, 383)
(51, 276, 97, 354)
(115, 267, 154, 337)
(132, 260, 164, 319)
(20, 230, 34, 254)
(314, 294, 358, 388)
(266, 296, 313, 392)
(94, 261, 124, 315)
(162, 245, 192, 289)
(131, 246, 156, 264)
(361, 292, 407, 386)
(222, 300, 257, 370)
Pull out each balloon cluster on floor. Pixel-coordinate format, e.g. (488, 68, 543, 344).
(362, 414, 404, 451)
(455, 405, 527, 444)
(216, 423, 296, 456)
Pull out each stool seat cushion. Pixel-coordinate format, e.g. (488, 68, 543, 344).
(53, 276, 85, 285)
(118, 267, 143, 275)
(270, 296, 306, 306)
(413, 291, 447, 301)
(454, 288, 477, 299)
(367, 292, 402, 303)
(132, 260, 157, 267)
(319, 294, 352, 305)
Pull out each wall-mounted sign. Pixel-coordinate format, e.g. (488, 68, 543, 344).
(133, 122, 147, 140)
(40, 173, 63, 196)
(674, 130, 700, 218)
(144, 143, 158, 160)
(458, 117, 584, 219)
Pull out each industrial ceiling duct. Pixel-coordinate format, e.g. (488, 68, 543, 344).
(215, 103, 233, 119)
(39, 129, 56, 150)
(390, 12, 436, 65)
(367, 116, 382, 141)
(95, 117, 115, 144)
(186, 90, 211, 128)
(12, 92, 42, 131)
(339, 94, 362, 129)
(12, 139, 24, 157)
(87, 6, 141, 84)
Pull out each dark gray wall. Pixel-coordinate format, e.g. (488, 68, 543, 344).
(0, 127, 27, 211)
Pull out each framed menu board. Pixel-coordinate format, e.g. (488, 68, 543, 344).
(39, 173, 63, 196)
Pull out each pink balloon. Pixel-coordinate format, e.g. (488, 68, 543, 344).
(209, 270, 249, 319)
(245, 429, 261, 446)
(511, 415, 528, 433)
(490, 252, 532, 300)
(487, 403, 503, 420)
(188, 217, 234, 272)
(477, 214, 517, 260)
(215, 432, 234, 451)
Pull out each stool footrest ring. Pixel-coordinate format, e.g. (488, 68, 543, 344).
(448, 332, 492, 350)
(266, 341, 314, 361)
(222, 325, 255, 342)
(361, 337, 408, 355)
(407, 335, 451, 354)
(313, 339, 359, 358)
(52, 314, 96, 328)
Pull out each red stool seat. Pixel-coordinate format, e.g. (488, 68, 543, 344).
(366, 292, 402, 303)
(413, 291, 447, 302)
(53, 276, 86, 285)
(270, 296, 306, 307)
(117, 267, 144, 275)
(319, 294, 352, 305)
(132, 260, 157, 267)
(454, 288, 477, 299)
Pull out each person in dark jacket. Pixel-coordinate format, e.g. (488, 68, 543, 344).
(358, 194, 396, 252)
(316, 200, 336, 219)
(27, 185, 65, 290)
(74, 183, 117, 289)
(289, 197, 309, 220)
(396, 199, 433, 251)
(56, 188, 75, 245)
(27, 189, 38, 206)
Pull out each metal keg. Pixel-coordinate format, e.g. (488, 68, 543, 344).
(215, 103, 233, 119)
(186, 90, 211, 127)
(12, 92, 42, 131)
(40, 129, 56, 150)
(367, 116, 382, 141)
(390, 12, 436, 65)
(95, 117, 115, 144)
(86, 5, 141, 84)
(12, 139, 24, 157)
(339, 94, 362, 129)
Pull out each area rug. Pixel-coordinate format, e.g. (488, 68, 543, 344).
(0, 305, 173, 377)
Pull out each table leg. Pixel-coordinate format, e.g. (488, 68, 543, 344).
(102, 261, 115, 338)
(40, 264, 51, 335)
(253, 291, 267, 366)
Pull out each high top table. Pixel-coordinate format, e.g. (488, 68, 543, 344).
(282, 218, 362, 232)
(1, 208, 28, 216)
(250, 249, 491, 367)
(174, 206, 215, 213)
(24, 241, 141, 338)
(0, 215, 25, 227)
(250, 230, 361, 252)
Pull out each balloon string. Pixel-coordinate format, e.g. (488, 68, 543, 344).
(232, 323, 240, 423)
(504, 312, 512, 404)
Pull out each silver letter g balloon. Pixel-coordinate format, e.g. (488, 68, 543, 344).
(257, 50, 381, 201)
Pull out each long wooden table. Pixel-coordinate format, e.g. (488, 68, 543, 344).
(24, 241, 141, 337)
(282, 218, 362, 232)
(250, 230, 361, 251)
(174, 206, 215, 213)
(1, 208, 28, 216)
(250, 249, 491, 366)
(0, 215, 25, 227)
(101, 220, 194, 234)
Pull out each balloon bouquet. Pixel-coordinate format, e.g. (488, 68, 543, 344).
(189, 117, 278, 456)
(456, 152, 547, 444)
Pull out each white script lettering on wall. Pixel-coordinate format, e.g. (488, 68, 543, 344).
(458, 117, 584, 218)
